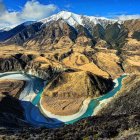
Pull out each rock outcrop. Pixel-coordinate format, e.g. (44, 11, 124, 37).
(121, 38, 140, 75)
(1, 75, 140, 139)
(92, 51, 124, 78)
(0, 53, 63, 80)
(1, 114, 140, 139)
(0, 55, 22, 72)
(0, 80, 25, 98)
(25, 20, 77, 50)
(1, 22, 42, 44)
(0, 80, 29, 128)
(0, 13, 139, 139)
(62, 52, 109, 78)
(41, 71, 113, 115)
(0, 94, 30, 128)
(98, 74, 140, 116)
(43, 71, 113, 98)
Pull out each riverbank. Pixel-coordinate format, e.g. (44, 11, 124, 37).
(39, 75, 126, 124)
(0, 72, 63, 128)
(0, 72, 37, 102)
(92, 75, 127, 116)
(0, 72, 127, 127)
(39, 97, 91, 122)
(41, 96, 86, 116)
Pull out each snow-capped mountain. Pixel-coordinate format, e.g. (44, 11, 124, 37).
(40, 11, 118, 28)
(0, 27, 12, 32)
(0, 21, 42, 42)
(22, 21, 36, 26)
(0, 21, 36, 33)
(0, 11, 124, 32)
(1, 11, 139, 47)
(1, 11, 139, 32)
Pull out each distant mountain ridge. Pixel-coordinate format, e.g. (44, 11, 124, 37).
(0, 11, 140, 140)
(1, 11, 140, 31)
(40, 11, 117, 28)
(0, 11, 139, 50)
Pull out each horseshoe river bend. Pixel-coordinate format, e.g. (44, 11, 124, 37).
(0, 72, 126, 128)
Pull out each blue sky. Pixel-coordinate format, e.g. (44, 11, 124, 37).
(3, 0, 140, 16)
(0, 0, 140, 28)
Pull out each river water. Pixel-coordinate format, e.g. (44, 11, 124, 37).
(0, 72, 126, 128)
(66, 75, 126, 124)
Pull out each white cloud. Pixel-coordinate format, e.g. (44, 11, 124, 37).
(21, 0, 57, 20)
(117, 14, 140, 20)
(0, 0, 58, 28)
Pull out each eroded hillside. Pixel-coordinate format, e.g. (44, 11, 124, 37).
(0, 12, 140, 139)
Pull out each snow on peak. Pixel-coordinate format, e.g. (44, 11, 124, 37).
(22, 21, 36, 26)
(0, 27, 12, 32)
(40, 11, 117, 27)
(40, 11, 83, 26)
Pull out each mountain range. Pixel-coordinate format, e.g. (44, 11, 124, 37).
(0, 11, 139, 50)
(0, 11, 140, 140)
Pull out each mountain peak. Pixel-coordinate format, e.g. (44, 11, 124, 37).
(40, 11, 117, 28)
(40, 11, 83, 26)
(57, 11, 73, 16)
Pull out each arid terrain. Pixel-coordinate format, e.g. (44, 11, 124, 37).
(0, 11, 139, 139)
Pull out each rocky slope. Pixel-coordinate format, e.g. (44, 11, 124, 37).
(0, 11, 139, 139)
(0, 22, 42, 43)
(0, 94, 30, 128)
(0, 80, 29, 128)
(41, 11, 116, 28)
(41, 71, 113, 115)
(1, 114, 139, 140)
(0, 12, 139, 51)
(98, 75, 140, 116)
(92, 51, 124, 78)
(0, 52, 60, 80)
(1, 75, 140, 140)
(0, 80, 25, 97)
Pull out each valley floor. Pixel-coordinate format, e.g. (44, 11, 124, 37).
(0, 72, 126, 126)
